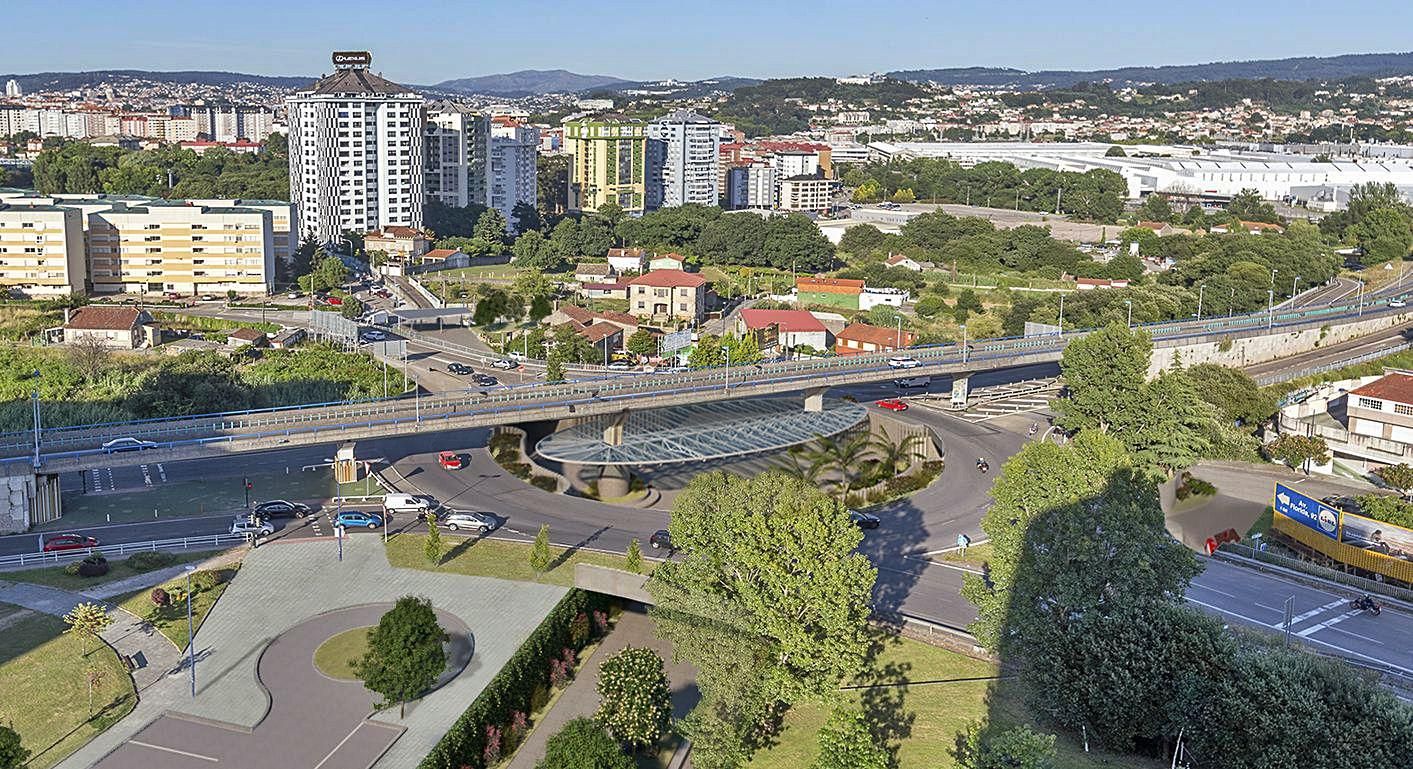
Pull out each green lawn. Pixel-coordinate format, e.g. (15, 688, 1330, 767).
(386, 535, 652, 587)
(314, 626, 371, 680)
(937, 541, 995, 569)
(1247, 505, 1274, 539)
(0, 603, 136, 769)
(114, 565, 240, 650)
(1, 550, 222, 591)
(745, 634, 1161, 769)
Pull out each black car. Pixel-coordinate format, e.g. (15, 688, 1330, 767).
(472, 373, 498, 387)
(849, 509, 881, 529)
(447, 362, 473, 375)
(253, 499, 311, 519)
(649, 530, 674, 550)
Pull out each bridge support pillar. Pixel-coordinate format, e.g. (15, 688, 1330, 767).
(950, 375, 970, 408)
(598, 465, 631, 499)
(0, 467, 61, 534)
(603, 411, 628, 447)
(803, 387, 827, 413)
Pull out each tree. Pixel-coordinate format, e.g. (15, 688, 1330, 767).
(474, 209, 509, 247)
(0, 723, 29, 769)
(808, 434, 877, 503)
(512, 201, 543, 235)
(962, 431, 1131, 650)
(851, 179, 882, 203)
(67, 333, 110, 382)
(339, 296, 365, 320)
(687, 335, 724, 369)
(85, 664, 107, 715)
(473, 288, 512, 326)
(545, 354, 566, 383)
(352, 596, 447, 718)
(1129, 370, 1215, 477)
(1374, 464, 1413, 499)
(1227, 188, 1280, 224)
(1350, 207, 1413, 264)
(513, 229, 566, 271)
(1052, 323, 1152, 437)
(63, 602, 113, 655)
(536, 718, 633, 769)
(1185, 363, 1275, 428)
(530, 524, 552, 571)
(1266, 434, 1330, 474)
(424, 519, 442, 566)
(595, 646, 673, 751)
(813, 702, 889, 769)
(529, 295, 553, 322)
(625, 538, 643, 574)
(890, 187, 916, 204)
(838, 224, 887, 255)
(626, 329, 657, 359)
(1137, 193, 1174, 222)
(955, 723, 1056, 769)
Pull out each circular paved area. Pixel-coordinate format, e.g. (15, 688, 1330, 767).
(94, 604, 471, 769)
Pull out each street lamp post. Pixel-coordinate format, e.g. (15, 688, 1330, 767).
(1358, 280, 1365, 317)
(1057, 292, 1065, 335)
(894, 316, 902, 348)
(1125, 299, 1133, 329)
(1197, 284, 1205, 320)
(184, 565, 196, 697)
(1267, 289, 1275, 330)
(960, 324, 968, 364)
(1291, 275, 1301, 299)
(1229, 287, 1236, 319)
(30, 369, 41, 469)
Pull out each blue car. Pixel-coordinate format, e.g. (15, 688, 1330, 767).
(334, 510, 385, 530)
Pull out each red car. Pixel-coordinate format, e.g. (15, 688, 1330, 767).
(324, 296, 343, 306)
(438, 451, 464, 470)
(42, 533, 99, 552)
(875, 399, 909, 412)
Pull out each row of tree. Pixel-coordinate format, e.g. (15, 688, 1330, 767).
(840, 160, 1129, 223)
(31, 135, 290, 200)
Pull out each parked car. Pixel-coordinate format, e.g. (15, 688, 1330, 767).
(324, 296, 343, 306)
(874, 398, 909, 412)
(1391, 299, 1407, 309)
(42, 533, 98, 552)
(253, 500, 311, 519)
(360, 329, 387, 342)
(382, 493, 430, 516)
(491, 358, 517, 370)
(230, 518, 275, 537)
(102, 437, 158, 453)
(199, 294, 218, 301)
(447, 362, 473, 375)
(162, 291, 183, 300)
(334, 510, 384, 530)
(649, 530, 674, 550)
(437, 510, 497, 533)
(438, 451, 464, 470)
(894, 376, 931, 389)
(849, 509, 881, 529)
(607, 360, 632, 371)
(472, 373, 498, 387)
(887, 355, 920, 369)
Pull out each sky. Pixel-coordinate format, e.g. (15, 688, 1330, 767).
(6, 0, 1413, 84)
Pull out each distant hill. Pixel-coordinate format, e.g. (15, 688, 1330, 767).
(434, 69, 631, 96)
(0, 69, 314, 92)
(890, 51, 1413, 88)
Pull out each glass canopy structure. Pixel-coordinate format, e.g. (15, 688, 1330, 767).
(534, 397, 868, 466)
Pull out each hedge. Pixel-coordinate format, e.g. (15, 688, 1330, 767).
(419, 589, 613, 769)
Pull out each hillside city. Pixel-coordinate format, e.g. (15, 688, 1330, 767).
(0, 38, 1411, 769)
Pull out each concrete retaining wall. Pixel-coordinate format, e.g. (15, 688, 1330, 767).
(574, 563, 653, 604)
(1149, 313, 1410, 377)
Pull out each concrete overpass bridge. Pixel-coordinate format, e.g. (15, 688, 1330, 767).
(1, 291, 1407, 480)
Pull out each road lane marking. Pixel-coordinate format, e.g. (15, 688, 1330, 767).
(1188, 596, 1413, 676)
(1184, 596, 1281, 629)
(1288, 599, 1348, 626)
(312, 723, 367, 769)
(129, 740, 218, 762)
(1187, 583, 1238, 599)
(1296, 609, 1363, 637)
(1325, 624, 1386, 645)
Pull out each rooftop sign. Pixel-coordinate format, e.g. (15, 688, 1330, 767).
(332, 51, 372, 68)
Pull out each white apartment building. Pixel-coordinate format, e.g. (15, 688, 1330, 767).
(770, 150, 822, 181)
(489, 117, 539, 230)
(425, 103, 491, 210)
(647, 110, 721, 209)
(286, 51, 425, 245)
(0, 203, 86, 296)
(778, 175, 833, 214)
(87, 202, 275, 295)
(187, 106, 277, 143)
(4, 80, 21, 98)
(726, 163, 777, 210)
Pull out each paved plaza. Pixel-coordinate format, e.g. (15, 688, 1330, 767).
(56, 536, 567, 769)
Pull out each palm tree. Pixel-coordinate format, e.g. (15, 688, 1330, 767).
(808, 433, 878, 503)
(870, 432, 925, 476)
(773, 446, 821, 483)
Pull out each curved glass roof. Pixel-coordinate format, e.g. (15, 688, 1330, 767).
(534, 397, 868, 466)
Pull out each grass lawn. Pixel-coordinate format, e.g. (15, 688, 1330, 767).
(0, 602, 136, 769)
(0, 550, 222, 592)
(314, 626, 371, 680)
(937, 541, 995, 570)
(745, 633, 1161, 769)
(386, 535, 652, 587)
(1247, 505, 1274, 539)
(114, 565, 240, 650)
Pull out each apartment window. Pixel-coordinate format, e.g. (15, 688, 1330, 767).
(1358, 397, 1384, 411)
(1396, 403, 1413, 417)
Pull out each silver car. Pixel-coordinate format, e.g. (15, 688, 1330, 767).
(437, 510, 497, 533)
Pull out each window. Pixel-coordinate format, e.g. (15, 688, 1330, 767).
(1358, 397, 1384, 411)
(1396, 404, 1413, 417)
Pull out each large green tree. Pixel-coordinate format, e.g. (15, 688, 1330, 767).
(1051, 323, 1151, 436)
(812, 702, 889, 769)
(352, 596, 447, 717)
(1350, 207, 1413, 264)
(595, 646, 673, 751)
(0, 724, 29, 769)
(536, 718, 632, 769)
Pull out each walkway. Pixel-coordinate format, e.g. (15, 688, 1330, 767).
(506, 609, 698, 769)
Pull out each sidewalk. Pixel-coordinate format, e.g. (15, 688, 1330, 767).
(506, 609, 699, 769)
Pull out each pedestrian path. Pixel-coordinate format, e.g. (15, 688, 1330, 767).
(84, 548, 248, 600)
(505, 609, 699, 769)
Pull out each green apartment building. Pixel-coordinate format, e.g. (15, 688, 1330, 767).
(565, 116, 648, 213)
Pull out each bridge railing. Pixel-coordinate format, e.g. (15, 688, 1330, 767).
(0, 534, 247, 570)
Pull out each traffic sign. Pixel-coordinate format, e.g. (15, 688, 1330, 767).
(1272, 483, 1339, 539)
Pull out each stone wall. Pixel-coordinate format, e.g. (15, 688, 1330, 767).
(0, 468, 59, 534)
(1148, 312, 1409, 377)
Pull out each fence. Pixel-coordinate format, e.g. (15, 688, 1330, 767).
(0, 533, 247, 569)
(1254, 339, 1413, 386)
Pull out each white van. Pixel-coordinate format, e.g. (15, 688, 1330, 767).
(383, 493, 430, 515)
(894, 376, 931, 389)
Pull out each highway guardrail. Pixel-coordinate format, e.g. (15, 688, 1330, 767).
(0, 533, 247, 570)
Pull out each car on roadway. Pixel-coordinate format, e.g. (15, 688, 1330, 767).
(253, 500, 311, 519)
(437, 510, 497, 533)
(360, 329, 387, 342)
(650, 530, 674, 551)
(438, 451, 464, 470)
(1391, 299, 1407, 309)
(42, 533, 99, 552)
(230, 518, 275, 537)
(875, 398, 909, 412)
(491, 358, 517, 370)
(334, 510, 384, 529)
(102, 437, 158, 453)
(472, 373, 498, 387)
(849, 509, 881, 529)
(382, 493, 430, 516)
(447, 362, 473, 375)
(324, 296, 343, 306)
(887, 355, 920, 369)
(162, 291, 183, 300)
(199, 294, 218, 302)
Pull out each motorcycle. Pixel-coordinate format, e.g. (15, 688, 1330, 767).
(1027, 422, 1039, 437)
(1353, 595, 1382, 616)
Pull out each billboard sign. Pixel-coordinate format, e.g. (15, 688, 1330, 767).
(1339, 511, 1413, 561)
(1273, 483, 1339, 539)
(660, 329, 693, 355)
(332, 51, 372, 67)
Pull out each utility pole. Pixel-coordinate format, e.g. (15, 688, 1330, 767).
(1267, 289, 1275, 330)
(1058, 292, 1065, 334)
(1197, 284, 1205, 320)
